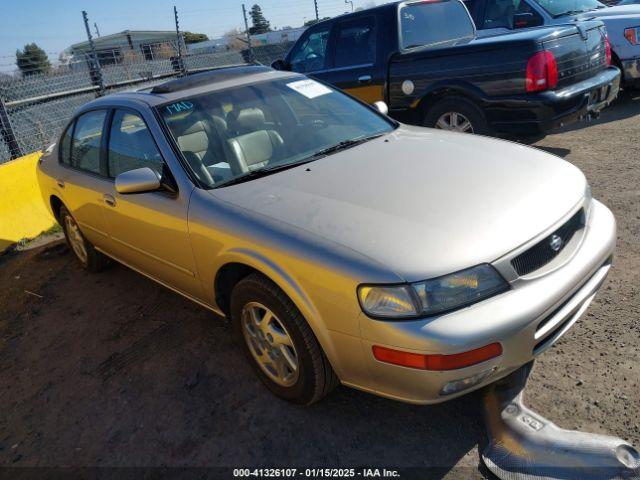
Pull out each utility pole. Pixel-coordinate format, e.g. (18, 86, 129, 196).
(94, 22, 101, 37)
(242, 4, 254, 62)
(173, 5, 186, 75)
(345, 0, 354, 12)
(314, 0, 319, 20)
(82, 10, 105, 96)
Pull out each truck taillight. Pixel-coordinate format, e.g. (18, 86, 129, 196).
(525, 51, 558, 93)
(604, 34, 612, 66)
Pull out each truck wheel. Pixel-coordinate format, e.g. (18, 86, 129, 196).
(60, 205, 108, 272)
(230, 273, 339, 405)
(423, 97, 490, 135)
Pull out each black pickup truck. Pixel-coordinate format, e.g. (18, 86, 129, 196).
(272, 0, 620, 136)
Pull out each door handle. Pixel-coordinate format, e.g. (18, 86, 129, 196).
(358, 75, 372, 84)
(56, 179, 65, 189)
(103, 194, 116, 207)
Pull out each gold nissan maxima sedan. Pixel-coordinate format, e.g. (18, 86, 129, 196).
(37, 66, 616, 405)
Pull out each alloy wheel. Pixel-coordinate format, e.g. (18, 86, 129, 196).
(435, 111, 474, 133)
(241, 302, 299, 387)
(64, 215, 88, 264)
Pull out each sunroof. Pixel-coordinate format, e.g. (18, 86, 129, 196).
(150, 65, 272, 94)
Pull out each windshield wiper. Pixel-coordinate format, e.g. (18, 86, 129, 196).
(302, 133, 385, 161)
(213, 133, 384, 188)
(213, 161, 312, 188)
(553, 9, 589, 17)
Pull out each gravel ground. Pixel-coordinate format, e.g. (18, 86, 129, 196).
(0, 90, 638, 478)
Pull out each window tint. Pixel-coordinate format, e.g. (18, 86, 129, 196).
(482, 0, 541, 28)
(400, 1, 475, 49)
(290, 26, 330, 73)
(70, 110, 107, 174)
(334, 17, 376, 68)
(107, 110, 163, 178)
(59, 124, 73, 165)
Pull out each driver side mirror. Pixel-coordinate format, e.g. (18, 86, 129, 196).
(271, 59, 288, 71)
(373, 101, 389, 116)
(115, 167, 162, 194)
(513, 12, 542, 29)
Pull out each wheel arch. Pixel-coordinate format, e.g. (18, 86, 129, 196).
(49, 195, 64, 222)
(213, 251, 318, 321)
(610, 50, 624, 85)
(415, 82, 486, 118)
(212, 251, 343, 379)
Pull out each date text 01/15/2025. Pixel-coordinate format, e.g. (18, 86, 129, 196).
(232, 468, 400, 478)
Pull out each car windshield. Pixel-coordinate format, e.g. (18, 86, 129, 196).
(158, 77, 395, 188)
(532, 0, 605, 16)
(399, 0, 475, 50)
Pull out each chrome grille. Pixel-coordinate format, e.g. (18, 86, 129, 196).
(511, 209, 584, 276)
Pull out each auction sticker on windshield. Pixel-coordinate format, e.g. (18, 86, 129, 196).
(286, 79, 333, 99)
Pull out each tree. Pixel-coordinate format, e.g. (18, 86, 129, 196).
(16, 43, 51, 76)
(249, 4, 271, 35)
(183, 32, 209, 44)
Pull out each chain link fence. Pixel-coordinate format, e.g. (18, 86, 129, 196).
(0, 42, 292, 164)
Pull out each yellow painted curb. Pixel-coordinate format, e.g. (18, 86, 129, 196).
(0, 152, 55, 251)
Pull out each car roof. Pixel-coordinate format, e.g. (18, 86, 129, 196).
(78, 65, 302, 112)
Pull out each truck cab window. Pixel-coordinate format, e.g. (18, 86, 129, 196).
(290, 26, 331, 73)
(334, 17, 376, 68)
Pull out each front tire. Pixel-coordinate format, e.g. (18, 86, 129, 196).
(423, 96, 490, 135)
(60, 205, 107, 272)
(230, 273, 339, 405)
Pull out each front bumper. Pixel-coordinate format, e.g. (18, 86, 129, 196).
(487, 67, 621, 135)
(355, 200, 616, 404)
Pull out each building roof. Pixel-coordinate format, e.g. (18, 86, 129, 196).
(70, 30, 180, 51)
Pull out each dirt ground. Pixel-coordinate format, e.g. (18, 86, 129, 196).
(1, 90, 638, 478)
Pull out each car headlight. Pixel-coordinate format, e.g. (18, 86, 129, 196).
(358, 264, 508, 319)
(358, 285, 418, 318)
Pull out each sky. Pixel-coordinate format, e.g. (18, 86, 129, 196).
(1, 0, 375, 72)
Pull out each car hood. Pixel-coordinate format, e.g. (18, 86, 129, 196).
(211, 126, 586, 282)
(577, 5, 640, 18)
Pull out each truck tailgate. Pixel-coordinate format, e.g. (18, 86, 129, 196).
(544, 21, 609, 88)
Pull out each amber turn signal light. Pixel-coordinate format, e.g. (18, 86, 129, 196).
(372, 342, 502, 371)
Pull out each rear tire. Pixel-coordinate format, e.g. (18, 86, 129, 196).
(60, 205, 108, 272)
(423, 96, 490, 135)
(230, 273, 339, 405)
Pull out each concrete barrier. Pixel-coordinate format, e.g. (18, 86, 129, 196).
(0, 151, 55, 252)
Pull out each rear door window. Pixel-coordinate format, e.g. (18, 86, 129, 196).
(400, 1, 475, 49)
(333, 17, 376, 68)
(70, 110, 107, 174)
